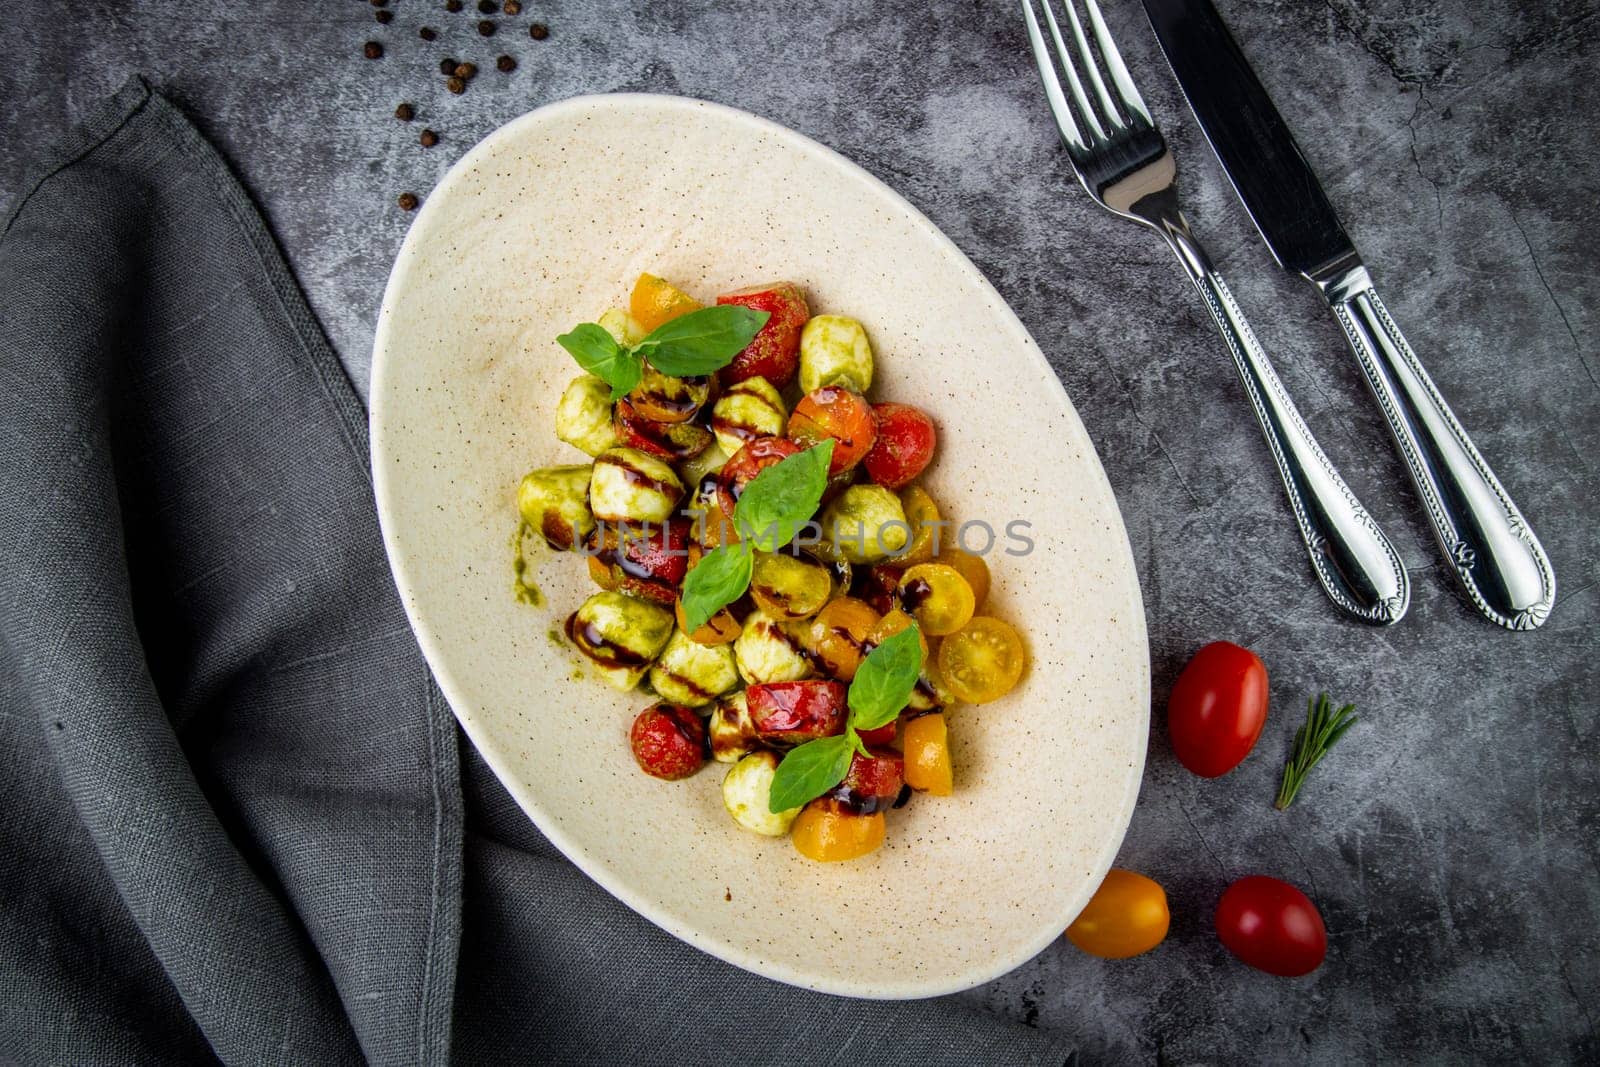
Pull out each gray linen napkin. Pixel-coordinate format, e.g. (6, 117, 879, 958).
(0, 79, 1072, 1066)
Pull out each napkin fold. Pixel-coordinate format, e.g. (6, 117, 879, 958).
(0, 79, 1072, 1065)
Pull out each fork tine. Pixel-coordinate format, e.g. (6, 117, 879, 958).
(1083, 0, 1155, 129)
(1020, 0, 1090, 154)
(1028, 0, 1108, 145)
(1058, 0, 1124, 131)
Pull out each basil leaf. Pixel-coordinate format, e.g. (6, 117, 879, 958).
(848, 623, 924, 731)
(557, 323, 641, 398)
(679, 542, 753, 634)
(768, 733, 854, 813)
(733, 440, 834, 552)
(634, 305, 770, 377)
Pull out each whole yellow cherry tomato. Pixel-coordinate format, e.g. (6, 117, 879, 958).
(1066, 868, 1170, 959)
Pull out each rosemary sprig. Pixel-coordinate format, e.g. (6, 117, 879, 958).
(1275, 694, 1358, 810)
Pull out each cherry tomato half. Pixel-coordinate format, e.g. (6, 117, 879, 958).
(863, 402, 936, 489)
(1214, 876, 1327, 977)
(1066, 868, 1171, 959)
(717, 281, 809, 388)
(937, 617, 1025, 704)
(1167, 641, 1268, 778)
(788, 386, 877, 475)
(717, 436, 801, 517)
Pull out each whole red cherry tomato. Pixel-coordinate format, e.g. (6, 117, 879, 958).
(862, 402, 937, 489)
(746, 679, 848, 745)
(717, 282, 810, 388)
(1215, 876, 1327, 977)
(717, 436, 801, 517)
(1167, 641, 1268, 777)
(629, 703, 708, 781)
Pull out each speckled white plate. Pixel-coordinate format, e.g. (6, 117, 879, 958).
(371, 93, 1148, 999)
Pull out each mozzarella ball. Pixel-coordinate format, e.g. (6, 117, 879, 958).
(710, 376, 788, 457)
(555, 375, 621, 457)
(819, 484, 910, 564)
(678, 439, 730, 489)
(708, 690, 759, 763)
(798, 314, 874, 394)
(517, 464, 595, 550)
(722, 751, 801, 836)
(589, 447, 684, 524)
(733, 608, 813, 685)
(649, 629, 739, 707)
(567, 590, 674, 690)
(597, 307, 647, 346)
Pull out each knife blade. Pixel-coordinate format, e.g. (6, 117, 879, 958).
(1139, 0, 1353, 279)
(1140, 0, 1558, 630)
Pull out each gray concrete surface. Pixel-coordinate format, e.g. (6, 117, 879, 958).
(6, 0, 1597, 1062)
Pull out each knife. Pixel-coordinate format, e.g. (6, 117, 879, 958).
(1141, 0, 1556, 630)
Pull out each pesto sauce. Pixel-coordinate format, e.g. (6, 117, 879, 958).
(510, 522, 545, 607)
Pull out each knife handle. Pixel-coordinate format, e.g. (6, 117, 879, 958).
(1158, 221, 1409, 625)
(1327, 282, 1556, 629)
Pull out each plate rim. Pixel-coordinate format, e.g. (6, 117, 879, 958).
(370, 91, 1150, 999)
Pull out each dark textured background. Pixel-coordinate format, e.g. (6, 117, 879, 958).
(6, 0, 1596, 1062)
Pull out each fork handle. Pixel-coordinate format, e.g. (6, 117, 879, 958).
(1158, 220, 1409, 624)
(1315, 268, 1555, 629)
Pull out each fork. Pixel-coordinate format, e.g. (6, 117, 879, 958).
(1021, 0, 1410, 625)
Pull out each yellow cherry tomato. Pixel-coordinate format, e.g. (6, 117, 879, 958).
(629, 273, 703, 333)
(897, 486, 943, 565)
(934, 547, 990, 610)
(937, 616, 1025, 704)
(791, 800, 886, 862)
(1066, 869, 1170, 959)
(902, 713, 953, 795)
(896, 563, 975, 637)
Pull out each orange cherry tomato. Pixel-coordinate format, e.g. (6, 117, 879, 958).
(937, 617, 1025, 704)
(902, 713, 953, 795)
(788, 386, 877, 475)
(630, 272, 702, 333)
(1066, 869, 1171, 959)
(866, 609, 929, 660)
(797, 596, 880, 681)
(1167, 641, 1268, 778)
(896, 563, 975, 636)
(791, 800, 886, 862)
(674, 599, 741, 645)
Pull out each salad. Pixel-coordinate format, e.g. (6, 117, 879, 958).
(516, 273, 1027, 862)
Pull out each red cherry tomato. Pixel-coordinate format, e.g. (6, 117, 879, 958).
(717, 436, 801, 517)
(1167, 641, 1268, 777)
(855, 721, 896, 747)
(746, 679, 847, 745)
(788, 386, 877, 475)
(1215, 876, 1327, 977)
(862, 402, 936, 489)
(629, 703, 708, 780)
(614, 397, 713, 461)
(585, 518, 691, 604)
(829, 748, 905, 813)
(717, 282, 810, 388)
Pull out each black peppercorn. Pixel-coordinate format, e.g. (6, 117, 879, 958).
(477, 0, 496, 11)
(446, 0, 463, 11)
(395, 102, 415, 121)
(454, 61, 478, 79)
(420, 128, 440, 147)
(529, 22, 549, 39)
(374, 9, 393, 23)
(363, 41, 384, 59)
(477, 19, 496, 35)
(371, 0, 389, 7)
(439, 57, 457, 75)
(446, 76, 466, 94)
(398, 192, 419, 211)
(496, 54, 516, 72)
(503, 0, 522, 13)
(419, 26, 438, 41)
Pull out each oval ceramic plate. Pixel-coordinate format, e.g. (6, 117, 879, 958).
(371, 94, 1148, 999)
